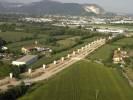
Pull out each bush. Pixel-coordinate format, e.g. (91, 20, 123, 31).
(0, 83, 29, 100)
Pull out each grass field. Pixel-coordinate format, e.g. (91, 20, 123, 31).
(0, 34, 97, 77)
(30, 36, 97, 69)
(93, 24, 133, 31)
(112, 38, 133, 46)
(1, 37, 132, 78)
(57, 36, 80, 48)
(88, 37, 133, 62)
(0, 64, 12, 79)
(88, 44, 118, 61)
(19, 60, 133, 100)
(6, 35, 76, 53)
(0, 32, 34, 42)
(7, 38, 46, 52)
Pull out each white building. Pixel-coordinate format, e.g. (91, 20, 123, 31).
(12, 55, 38, 66)
(110, 20, 133, 24)
(1, 46, 8, 51)
(22, 17, 53, 23)
(96, 28, 124, 34)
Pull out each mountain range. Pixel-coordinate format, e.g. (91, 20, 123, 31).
(0, 0, 106, 15)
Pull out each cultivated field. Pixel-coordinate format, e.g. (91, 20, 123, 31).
(19, 60, 133, 100)
(112, 37, 133, 46)
(30, 36, 98, 69)
(0, 32, 34, 42)
(0, 33, 97, 78)
(93, 24, 133, 31)
(88, 44, 118, 61)
(88, 37, 133, 61)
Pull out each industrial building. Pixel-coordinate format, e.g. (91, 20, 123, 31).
(12, 55, 38, 66)
(96, 28, 124, 34)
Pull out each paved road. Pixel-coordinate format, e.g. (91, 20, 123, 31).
(0, 38, 106, 92)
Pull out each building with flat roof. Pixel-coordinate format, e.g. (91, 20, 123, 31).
(12, 55, 38, 66)
(96, 28, 124, 34)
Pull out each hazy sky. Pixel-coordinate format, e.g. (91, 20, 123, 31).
(1, 0, 133, 14)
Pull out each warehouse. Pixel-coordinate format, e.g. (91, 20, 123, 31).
(12, 55, 38, 66)
(96, 28, 124, 34)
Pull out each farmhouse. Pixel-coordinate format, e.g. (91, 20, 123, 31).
(21, 46, 34, 54)
(12, 55, 38, 66)
(113, 48, 128, 64)
(21, 45, 51, 54)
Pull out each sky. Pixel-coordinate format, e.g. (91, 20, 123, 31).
(1, 0, 133, 14)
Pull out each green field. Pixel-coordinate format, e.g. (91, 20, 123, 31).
(19, 60, 133, 100)
(0, 35, 97, 78)
(88, 44, 118, 61)
(0, 32, 34, 42)
(0, 64, 12, 79)
(6, 35, 77, 52)
(112, 38, 133, 46)
(88, 37, 133, 62)
(93, 24, 133, 31)
(30, 36, 98, 69)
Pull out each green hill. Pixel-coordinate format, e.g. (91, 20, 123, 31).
(0, 0, 105, 16)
